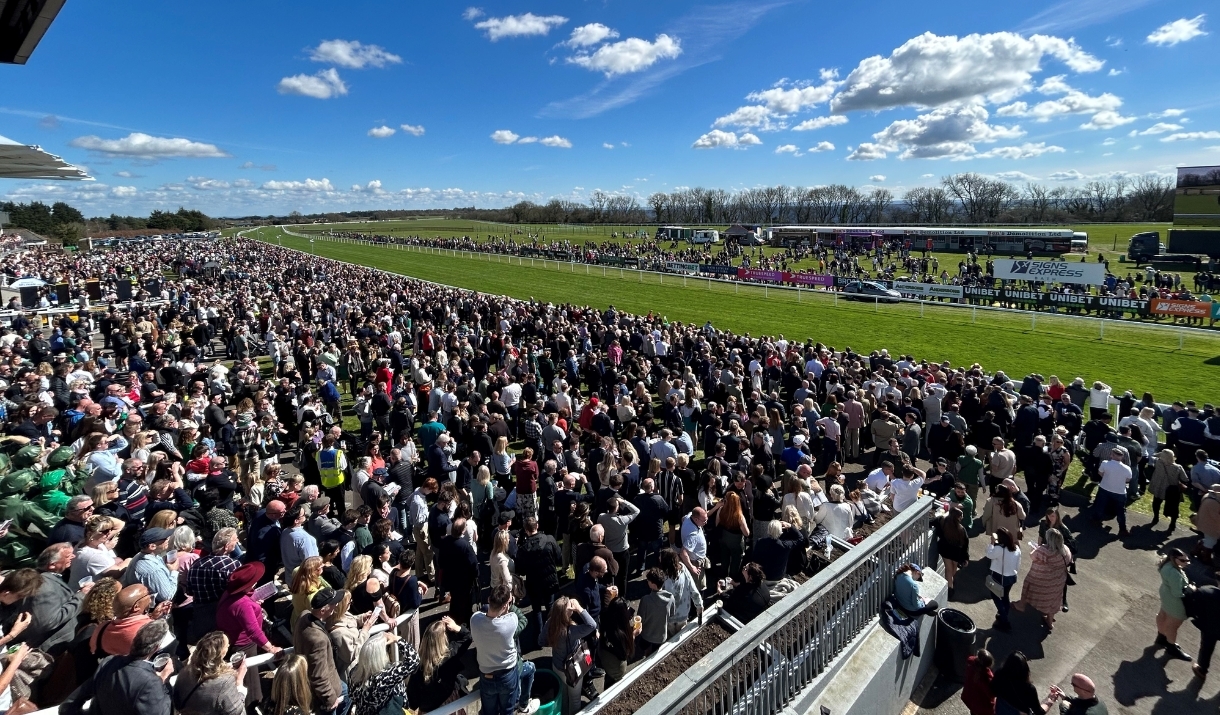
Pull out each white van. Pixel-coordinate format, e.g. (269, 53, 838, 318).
(691, 229, 720, 245)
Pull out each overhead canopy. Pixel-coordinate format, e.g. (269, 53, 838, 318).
(0, 0, 67, 64)
(0, 135, 91, 180)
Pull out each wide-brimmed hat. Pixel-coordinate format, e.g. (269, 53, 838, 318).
(227, 562, 265, 594)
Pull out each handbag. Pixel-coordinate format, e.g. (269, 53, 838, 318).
(984, 550, 1007, 598)
(1063, 555, 1076, 586)
(562, 638, 593, 687)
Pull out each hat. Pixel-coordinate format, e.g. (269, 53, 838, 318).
(227, 562, 265, 594)
(140, 527, 174, 547)
(940, 415, 950, 422)
(1070, 674, 1095, 693)
(310, 587, 345, 610)
(498, 509, 516, 526)
(314, 496, 331, 511)
(589, 396, 599, 406)
(909, 564, 923, 574)
(373, 467, 389, 478)
(792, 434, 806, 446)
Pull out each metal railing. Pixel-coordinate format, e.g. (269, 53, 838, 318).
(645, 498, 935, 715)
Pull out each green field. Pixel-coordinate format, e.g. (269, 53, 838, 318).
(247, 226, 1219, 402)
(285, 218, 1211, 287)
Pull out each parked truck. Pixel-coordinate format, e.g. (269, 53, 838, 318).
(1126, 228, 1220, 268)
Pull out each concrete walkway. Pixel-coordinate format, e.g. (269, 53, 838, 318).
(909, 490, 1219, 715)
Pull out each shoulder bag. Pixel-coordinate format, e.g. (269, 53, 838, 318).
(562, 637, 593, 687)
(984, 549, 1006, 598)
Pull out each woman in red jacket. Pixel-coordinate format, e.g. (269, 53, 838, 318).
(961, 648, 996, 715)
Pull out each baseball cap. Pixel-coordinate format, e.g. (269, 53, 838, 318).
(310, 588, 345, 609)
(313, 496, 331, 511)
(140, 527, 174, 547)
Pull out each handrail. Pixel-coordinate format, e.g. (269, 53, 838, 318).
(287, 232, 1220, 341)
(644, 498, 935, 715)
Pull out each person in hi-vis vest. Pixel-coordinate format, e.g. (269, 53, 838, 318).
(317, 434, 348, 509)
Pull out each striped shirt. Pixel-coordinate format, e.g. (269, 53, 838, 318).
(656, 470, 684, 512)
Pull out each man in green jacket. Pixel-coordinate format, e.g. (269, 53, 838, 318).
(957, 445, 984, 513)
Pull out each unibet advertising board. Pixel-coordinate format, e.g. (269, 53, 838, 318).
(992, 259, 1106, 286)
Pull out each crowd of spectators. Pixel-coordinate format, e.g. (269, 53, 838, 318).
(0, 234, 1211, 715)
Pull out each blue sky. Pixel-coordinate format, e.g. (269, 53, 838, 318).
(0, 0, 1215, 217)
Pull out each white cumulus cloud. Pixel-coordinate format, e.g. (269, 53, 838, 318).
(869, 175, 887, 181)
(1161, 131, 1220, 142)
(262, 178, 335, 192)
(692, 130, 761, 149)
(1081, 110, 1137, 130)
(400, 124, 425, 136)
(602, 143, 615, 149)
(110, 186, 138, 197)
(368, 125, 396, 138)
(853, 103, 1024, 160)
(462, 7, 484, 21)
(568, 34, 681, 76)
(775, 144, 801, 155)
(566, 23, 618, 48)
(1147, 15, 1208, 46)
(309, 40, 402, 69)
(1048, 170, 1087, 181)
(995, 171, 1040, 182)
(793, 115, 849, 132)
(277, 68, 348, 99)
(832, 31, 1103, 113)
(475, 13, 568, 41)
(996, 76, 1133, 130)
(808, 141, 835, 153)
(1135, 122, 1183, 135)
(973, 142, 1065, 159)
(491, 130, 520, 144)
(186, 176, 230, 190)
(540, 135, 573, 148)
(713, 106, 780, 131)
(69, 132, 229, 158)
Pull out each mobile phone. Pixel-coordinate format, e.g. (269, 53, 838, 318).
(371, 605, 383, 621)
(0, 520, 11, 532)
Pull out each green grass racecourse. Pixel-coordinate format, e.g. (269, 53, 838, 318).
(248, 226, 1219, 403)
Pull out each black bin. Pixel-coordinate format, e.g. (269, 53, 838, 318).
(935, 608, 976, 682)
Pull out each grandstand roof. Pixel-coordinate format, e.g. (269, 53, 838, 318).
(0, 135, 91, 180)
(0, 0, 66, 64)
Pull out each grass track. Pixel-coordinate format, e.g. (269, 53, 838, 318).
(250, 227, 1218, 402)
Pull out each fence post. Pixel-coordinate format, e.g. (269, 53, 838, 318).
(798, 287, 801, 303)
(972, 306, 976, 323)
(1180, 330, 1185, 350)
(875, 297, 879, 312)
(1099, 319, 1104, 340)
(920, 301, 924, 318)
(735, 283, 739, 294)
(765, 286, 768, 298)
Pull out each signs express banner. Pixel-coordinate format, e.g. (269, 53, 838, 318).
(1150, 298, 1212, 318)
(992, 259, 1106, 286)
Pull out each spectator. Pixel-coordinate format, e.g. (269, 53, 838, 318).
(543, 596, 597, 715)
(470, 583, 538, 715)
(216, 562, 281, 707)
(292, 587, 348, 715)
(262, 654, 313, 715)
(716, 562, 770, 624)
(171, 631, 247, 715)
(349, 632, 421, 715)
(406, 617, 471, 712)
(61, 618, 174, 715)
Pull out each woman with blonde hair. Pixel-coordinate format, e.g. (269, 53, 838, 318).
(289, 556, 325, 624)
(1149, 449, 1189, 529)
(262, 654, 312, 715)
(145, 509, 178, 531)
(407, 617, 470, 712)
(490, 528, 514, 592)
(69, 515, 127, 587)
(326, 590, 372, 682)
(1014, 528, 1071, 631)
(172, 630, 246, 715)
(781, 472, 818, 530)
(490, 436, 512, 480)
(350, 631, 420, 715)
(346, 555, 387, 616)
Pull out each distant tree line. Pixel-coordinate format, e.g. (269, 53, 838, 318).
(250, 172, 1174, 227)
(0, 202, 217, 244)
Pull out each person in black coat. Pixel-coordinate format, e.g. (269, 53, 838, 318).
(60, 619, 173, 715)
(752, 521, 809, 580)
(719, 562, 770, 624)
(515, 517, 563, 632)
(437, 517, 478, 626)
(1189, 585, 1220, 679)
